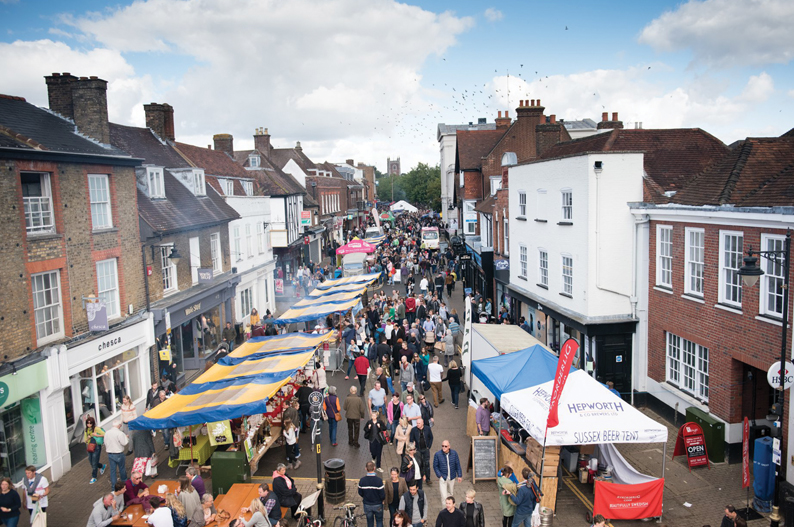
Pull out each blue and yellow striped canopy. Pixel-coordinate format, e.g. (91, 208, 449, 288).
(128, 332, 332, 430)
(275, 272, 378, 324)
(364, 234, 387, 246)
(313, 272, 379, 290)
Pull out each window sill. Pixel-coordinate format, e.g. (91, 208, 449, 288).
(517, 275, 527, 281)
(36, 333, 64, 347)
(755, 314, 785, 327)
(714, 303, 743, 315)
(163, 288, 179, 297)
(681, 294, 705, 304)
(92, 227, 118, 234)
(536, 284, 548, 290)
(517, 216, 527, 221)
(659, 382, 709, 410)
(559, 292, 573, 299)
(653, 286, 673, 295)
(534, 219, 547, 223)
(26, 232, 61, 241)
(557, 221, 573, 226)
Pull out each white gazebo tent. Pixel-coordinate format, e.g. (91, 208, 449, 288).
(390, 200, 418, 213)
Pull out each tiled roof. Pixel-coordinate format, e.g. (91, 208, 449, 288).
(562, 118, 597, 130)
(456, 129, 506, 171)
(318, 162, 344, 178)
(672, 136, 794, 207)
(174, 142, 253, 179)
(271, 146, 317, 174)
(437, 122, 497, 138)
(0, 95, 130, 158)
(110, 123, 189, 167)
(539, 128, 728, 195)
(475, 194, 496, 214)
(137, 170, 239, 234)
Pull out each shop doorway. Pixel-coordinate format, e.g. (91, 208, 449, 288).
(595, 333, 633, 401)
(0, 406, 26, 481)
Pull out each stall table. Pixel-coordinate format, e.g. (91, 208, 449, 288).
(211, 483, 261, 526)
(168, 433, 217, 469)
(111, 480, 179, 526)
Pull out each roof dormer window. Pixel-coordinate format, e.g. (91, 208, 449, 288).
(249, 155, 260, 168)
(147, 167, 165, 199)
(193, 169, 206, 196)
(221, 179, 233, 195)
(242, 180, 253, 196)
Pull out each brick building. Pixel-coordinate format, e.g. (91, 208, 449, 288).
(0, 85, 154, 482)
(630, 132, 794, 470)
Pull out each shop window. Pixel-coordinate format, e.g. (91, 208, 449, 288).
(666, 332, 709, 401)
(63, 387, 75, 427)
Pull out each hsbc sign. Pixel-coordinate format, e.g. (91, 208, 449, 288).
(767, 360, 794, 390)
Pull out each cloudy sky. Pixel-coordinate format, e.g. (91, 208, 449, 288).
(1, 0, 792, 172)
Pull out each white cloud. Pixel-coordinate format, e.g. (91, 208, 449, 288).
(639, 0, 794, 68)
(788, 89, 794, 98)
(31, 0, 472, 170)
(484, 8, 503, 22)
(485, 66, 779, 144)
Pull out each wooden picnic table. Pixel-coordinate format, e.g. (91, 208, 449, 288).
(110, 479, 178, 526)
(211, 483, 261, 526)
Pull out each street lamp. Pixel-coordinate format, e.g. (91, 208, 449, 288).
(737, 229, 790, 527)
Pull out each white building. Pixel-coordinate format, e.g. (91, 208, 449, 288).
(225, 194, 277, 325)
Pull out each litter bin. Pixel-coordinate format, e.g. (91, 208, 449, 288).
(784, 496, 794, 527)
(211, 450, 250, 495)
(324, 458, 346, 503)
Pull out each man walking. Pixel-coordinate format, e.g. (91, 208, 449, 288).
(435, 496, 465, 527)
(358, 461, 385, 527)
(409, 418, 434, 485)
(104, 420, 128, 487)
(399, 479, 428, 526)
(427, 356, 445, 407)
(222, 321, 237, 351)
(433, 441, 463, 507)
(720, 505, 737, 527)
(354, 350, 371, 395)
(343, 386, 367, 447)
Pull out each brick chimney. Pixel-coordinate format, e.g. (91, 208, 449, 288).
(597, 111, 624, 130)
(45, 72, 77, 119)
(213, 134, 234, 156)
(253, 127, 271, 157)
(45, 73, 111, 144)
(144, 103, 175, 141)
(495, 110, 511, 129)
(346, 158, 354, 166)
(536, 113, 567, 158)
(516, 98, 544, 123)
(295, 141, 302, 153)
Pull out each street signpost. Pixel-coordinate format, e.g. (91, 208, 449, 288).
(309, 390, 325, 520)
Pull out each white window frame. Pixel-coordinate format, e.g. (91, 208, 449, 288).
(242, 180, 253, 196)
(249, 155, 260, 168)
(538, 249, 548, 287)
(562, 254, 573, 296)
(656, 225, 673, 288)
(561, 189, 572, 221)
(246, 224, 253, 258)
(666, 332, 709, 401)
(719, 230, 744, 307)
(31, 270, 63, 343)
(536, 189, 547, 220)
(193, 170, 206, 196)
(147, 167, 165, 198)
(685, 228, 705, 297)
(490, 176, 502, 196)
(519, 245, 528, 279)
(257, 223, 265, 254)
(88, 174, 113, 230)
(96, 258, 120, 319)
(21, 172, 55, 234)
(760, 234, 786, 318)
(518, 191, 527, 217)
(503, 217, 509, 256)
(234, 225, 242, 261)
(160, 244, 177, 293)
(210, 233, 222, 273)
(240, 287, 253, 320)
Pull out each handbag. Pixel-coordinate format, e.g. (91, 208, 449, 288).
(434, 341, 445, 352)
(335, 412, 342, 422)
(86, 437, 97, 453)
(31, 503, 46, 527)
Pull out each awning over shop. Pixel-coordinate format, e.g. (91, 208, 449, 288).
(501, 369, 669, 446)
(471, 344, 574, 400)
(129, 332, 331, 430)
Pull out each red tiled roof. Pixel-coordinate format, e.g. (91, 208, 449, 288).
(174, 142, 253, 179)
(540, 128, 728, 196)
(474, 194, 496, 214)
(672, 136, 794, 207)
(456, 129, 506, 171)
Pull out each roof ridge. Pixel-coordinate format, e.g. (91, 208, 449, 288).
(170, 142, 198, 168)
(717, 140, 753, 204)
(0, 124, 47, 150)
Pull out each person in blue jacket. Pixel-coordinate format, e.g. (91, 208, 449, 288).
(504, 468, 539, 527)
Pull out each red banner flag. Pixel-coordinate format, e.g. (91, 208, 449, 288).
(593, 479, 665, 520)
(546, 338, 579, 429)
(742, 417, 750, 489)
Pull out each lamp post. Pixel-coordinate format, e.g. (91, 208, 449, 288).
(737, 228, 791, 527)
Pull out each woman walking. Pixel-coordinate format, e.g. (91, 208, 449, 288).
(443, 329, 455, 367)
(0, 477, 21, 527)
(84, 416, 106, 484)
(394, 417, 412, 456)
(442, 361, 463, 409)
(497, 466, 517, 527)
(120, 395, 137, 454)
(386, 393, 403, 443)
(323, 386, 341, 447)
(363, 411, 388, 471)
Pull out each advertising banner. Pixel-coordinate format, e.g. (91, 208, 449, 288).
(275, 279, 284, 295)
(197, 268, 213, 283)
(547, 338, 579, 429)
(672, 421, 709, 471)
(87, 299, 108, 332)
(21, 397, 46, 467)
(593, 479, 665, 520)
(301, 210, 311, 226)
(742, 417, 750, 488)
(461, 296, 472, 387)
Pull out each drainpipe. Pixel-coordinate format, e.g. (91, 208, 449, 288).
(141, 244, 151, 312)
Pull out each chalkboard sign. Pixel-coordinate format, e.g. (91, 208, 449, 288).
(472, 435, 498, 483)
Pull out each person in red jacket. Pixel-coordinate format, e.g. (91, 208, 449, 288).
(405, 296, 417, 326)
(354, 351, 370, 396)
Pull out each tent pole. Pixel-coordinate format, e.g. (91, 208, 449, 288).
(189, 424, 194, 474)
(537, 433, 547, 502)
(658, 441, 667, 523)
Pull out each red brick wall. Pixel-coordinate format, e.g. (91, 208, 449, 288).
(463, 172, 482, 200)
(647, 219, 792, 432)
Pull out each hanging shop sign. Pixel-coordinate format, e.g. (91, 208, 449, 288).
(301, 211, 311, 226)
(197, 268, 213, 284)
(87, 298, 108, 332)
(208, 420, 233, 446)
(767, 360, 794, 390)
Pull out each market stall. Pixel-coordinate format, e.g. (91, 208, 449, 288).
(390, 200, 417, 213)
(336, 239, 376, 255)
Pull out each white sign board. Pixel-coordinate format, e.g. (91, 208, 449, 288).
(767, 360, 794, 390)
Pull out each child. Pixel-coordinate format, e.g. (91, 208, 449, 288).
(283, 418, 301, 470)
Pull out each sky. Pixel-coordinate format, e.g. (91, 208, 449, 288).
(1, 0, 792, 172)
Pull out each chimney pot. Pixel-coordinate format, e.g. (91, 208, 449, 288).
(505, 110, 509, 118)
(550, 114, 556, 124)
(264, 128, 268, 134)
(79, 77, 88, 80)
(530, 99, 534, 107)
(52, 72, 60, 77)
(498, 111, 502, 118)
(602, 112, 608, 122)
(537, 99, 540, 106)
(612, 112, 618, 121)
(90, 76, 98, 80)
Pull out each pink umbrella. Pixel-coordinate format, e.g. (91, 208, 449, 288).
(336, 239, 376, 255)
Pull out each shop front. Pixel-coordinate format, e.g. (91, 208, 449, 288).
(460, 240, 493, 304)
(151, 273, 240, 385)
(39, 313, 155, 481)
(494, 261, 513, 323)
(0, 359, 49, 482)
